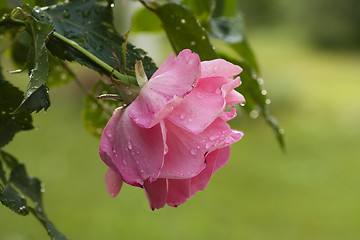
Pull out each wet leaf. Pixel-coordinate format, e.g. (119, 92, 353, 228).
(0, 150, 68, 239)
(0, 160, 6, 185)
(209, 14, 259, 72)
(0, 70, 33, 148)
(15, 16, 54, 113)
(180, 0, 215, 25)
(83, 80, 119, 139)
(0, 184, 29, 216)
(155, 3, 218, 60)
(31, 0, 157, 79)
(232, 59, 285, 149)
(10, 164, 42, 206)
(32, 207, 68, 240)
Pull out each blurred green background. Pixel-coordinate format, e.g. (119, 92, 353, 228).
(1, 0, 360, 239)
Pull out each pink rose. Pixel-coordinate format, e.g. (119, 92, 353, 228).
(99, 49, 245, 209)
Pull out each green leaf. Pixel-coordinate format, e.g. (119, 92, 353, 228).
(0, 184, 29, 216)
(31, 0, 157, 79)
(209, 14, 259, 72)
(31, 207, 68, 240)
(0, 159, 6, 185)
(10, 164, 42, 206)
(155, 3, 218, 60)
(0, 69, 33, 148)
(0, 150, 68, 240)
(231, 60, 285, 149)
(83, 80, 119, 139)
(15, 16, 54, 113)
(180, 0, 215, 25)
(132, 7, 162, 33)
(0, 150, 18, 169)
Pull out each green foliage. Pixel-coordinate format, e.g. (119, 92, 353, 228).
(31, 0, 157, 78)
(15, 16, 53, 113)
(233, 60, 285, 148)
(0, 184, 29, 215)
(0, 70, 33, 148)
(156, 3, 218, 61)
(0, 151, 67, 240)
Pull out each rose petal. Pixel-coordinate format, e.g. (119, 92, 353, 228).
(129, 49, 201, 128)
(99, 107, 165, 187)
(213, 146, 231, 173)
(219, 105, 237, 121)
(201, 59, 242, 79)
(144, 178, 168, 210)
(167, 77, 230, 134)
(105, 168, 123, 198)
(159, 118, 234, 179)
(226, 90, 245, 105)
(189, 146, 231, 196)
(166, 179, 191, 207)
(189, 150, 218, 197)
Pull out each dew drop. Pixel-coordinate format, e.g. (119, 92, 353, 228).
(106, 130, 112, 137)
(180, 113, 185, 120)
(265, 99, 271, 104)
(240, 103, 245, 107)
(122, 160, 127, 165)
(60, 73, 67, 80)
(205, 142, 212, 149)
(261, 90, 267, 95)
(257, 78, 264, 85)
(190, 41, 196, 46)
(110, 3, 115, 7)
(181, 19, 186, 24)
(62, 9, 70, 18)
(250, 110, 259, 119)
(128, 141, 133, 149)
(201, 35, 206, 40)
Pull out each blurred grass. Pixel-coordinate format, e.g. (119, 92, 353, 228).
(1, 29, 360, 240)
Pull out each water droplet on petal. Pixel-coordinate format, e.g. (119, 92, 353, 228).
(209, 136, 216, 141)
(128, 141, 133, 149)
(206, 142, 212, 149)
(180, 113, 185, 120)
(190, 149, 197, 156)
